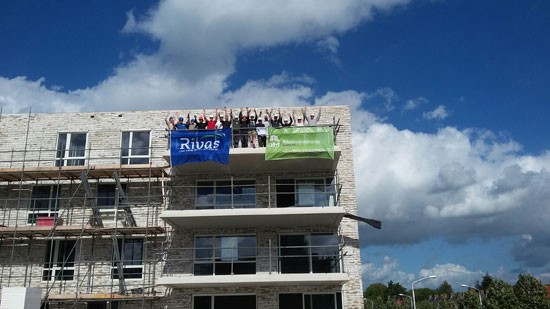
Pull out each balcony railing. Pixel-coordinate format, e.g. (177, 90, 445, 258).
(166, 176, 341, 210)
(160, 243, 345, 277)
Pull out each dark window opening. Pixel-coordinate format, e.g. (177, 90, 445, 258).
(193, 295, 256, 309)
(279, 234, 340, 274)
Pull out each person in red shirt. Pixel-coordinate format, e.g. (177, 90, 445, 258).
(205, 109, 218, 130)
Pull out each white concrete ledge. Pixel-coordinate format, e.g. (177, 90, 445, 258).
(160, 207, 346, 229)
(157, 273, 350, 288)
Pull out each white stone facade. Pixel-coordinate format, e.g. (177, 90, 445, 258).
(0, 105, 362, 309)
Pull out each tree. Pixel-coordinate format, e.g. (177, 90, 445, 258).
(385, 280, 407, 300)
(477, 272, 493, 290)
(364, 282, 387, 301)
(414, 287, 434, 302)
(436, 280, 454, 295)
(457, 289, 482, 309)
(484, 278, 519, 309)
(513, 273, 550, 309)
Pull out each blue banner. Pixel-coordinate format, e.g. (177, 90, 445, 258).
(170, 129, 231, 166)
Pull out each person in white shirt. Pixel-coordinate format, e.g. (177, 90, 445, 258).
(304, 107, 321, 126)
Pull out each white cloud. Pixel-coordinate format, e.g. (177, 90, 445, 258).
(0, 0, 412, 113)
(363, 256, 415, 285)
(363, 257, 482, 288)
(403, 97, 428, 111)
(418, 264, 483, 288)
(366, 87, 398, 111)
(423, 105, 449, 120)
(354, 119, 550, 267)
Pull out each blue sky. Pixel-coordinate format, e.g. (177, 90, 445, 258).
(2, 0, 550, 291)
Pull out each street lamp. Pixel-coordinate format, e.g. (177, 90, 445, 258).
(411, 275, 436, 309)
(363, 297, 374, 309)
(461, 284, 483, 307)
(399, 293, 413, 308)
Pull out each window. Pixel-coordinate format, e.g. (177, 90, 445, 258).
(194, 295, 256, 309)
(279, 233, 340, 274)
(87, 302, 119, 309)
(279, 293, 342, 309)
(196, 180, 256, 209)
(276, 178, 336, 208)
(43, 240, 76, 281)
(121, 131, 150, 165)
(111, 239, 143, 279)
(96, 184, 126, 208)
(55, 132, 87, 166)
(194, 235, 256, 275)
(28, 185, 60, 225)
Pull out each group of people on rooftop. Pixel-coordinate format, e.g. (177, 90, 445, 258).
(165, 107, 321, 148)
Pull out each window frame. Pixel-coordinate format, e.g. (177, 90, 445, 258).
(275, 177, 336, 208)
(120, 130, 151, 165)
(193, 294, 257, 309)
(55, 132, 88, 167)
(43, 240, 76, 281)
(195, 179, 256, 209)
(278, 292, 342, 309)
(27, 185, 61, 225)
(278, 233, 341, 274)
(194, 234, 257, 276)
(111, 238, 144, 280)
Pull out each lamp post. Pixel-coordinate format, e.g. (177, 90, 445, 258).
(363, 297, 374, 309)
(461, 284, 483, 308)
(399, 293, 413, 308)
(411, 275, 436, 309)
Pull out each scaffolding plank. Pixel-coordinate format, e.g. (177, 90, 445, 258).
(0, 225, 166, 237)
(0, 164, 168, 181)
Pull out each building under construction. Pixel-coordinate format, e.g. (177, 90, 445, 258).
(0, 105, 364, 309)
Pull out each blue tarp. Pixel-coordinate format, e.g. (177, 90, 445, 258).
(170, 129, 231, 166)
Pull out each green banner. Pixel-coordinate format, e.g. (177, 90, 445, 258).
(265, 126, 334, 160)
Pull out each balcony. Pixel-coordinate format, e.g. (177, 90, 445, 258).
(160, 207, 345, 229)
(165, 126, 340, 174)
(158, 241, 349, 288)
(166, 146, 341, 174)
(160, 177, 343, 229)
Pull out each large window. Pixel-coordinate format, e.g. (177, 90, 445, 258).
(194, 235, 256, 275)
(55, 132, 87, 167)
(279, 233, 340, 274)
(111, 239, 143, 279)
(196, 180, 256, 209)
(121, 131, 150, 165)
(28, 185, 60, 225)
(43, 240, 76, 281)
(276, 178, 336, 208)
(194, 295, 256, 309)
(279, 293, 342, 309)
